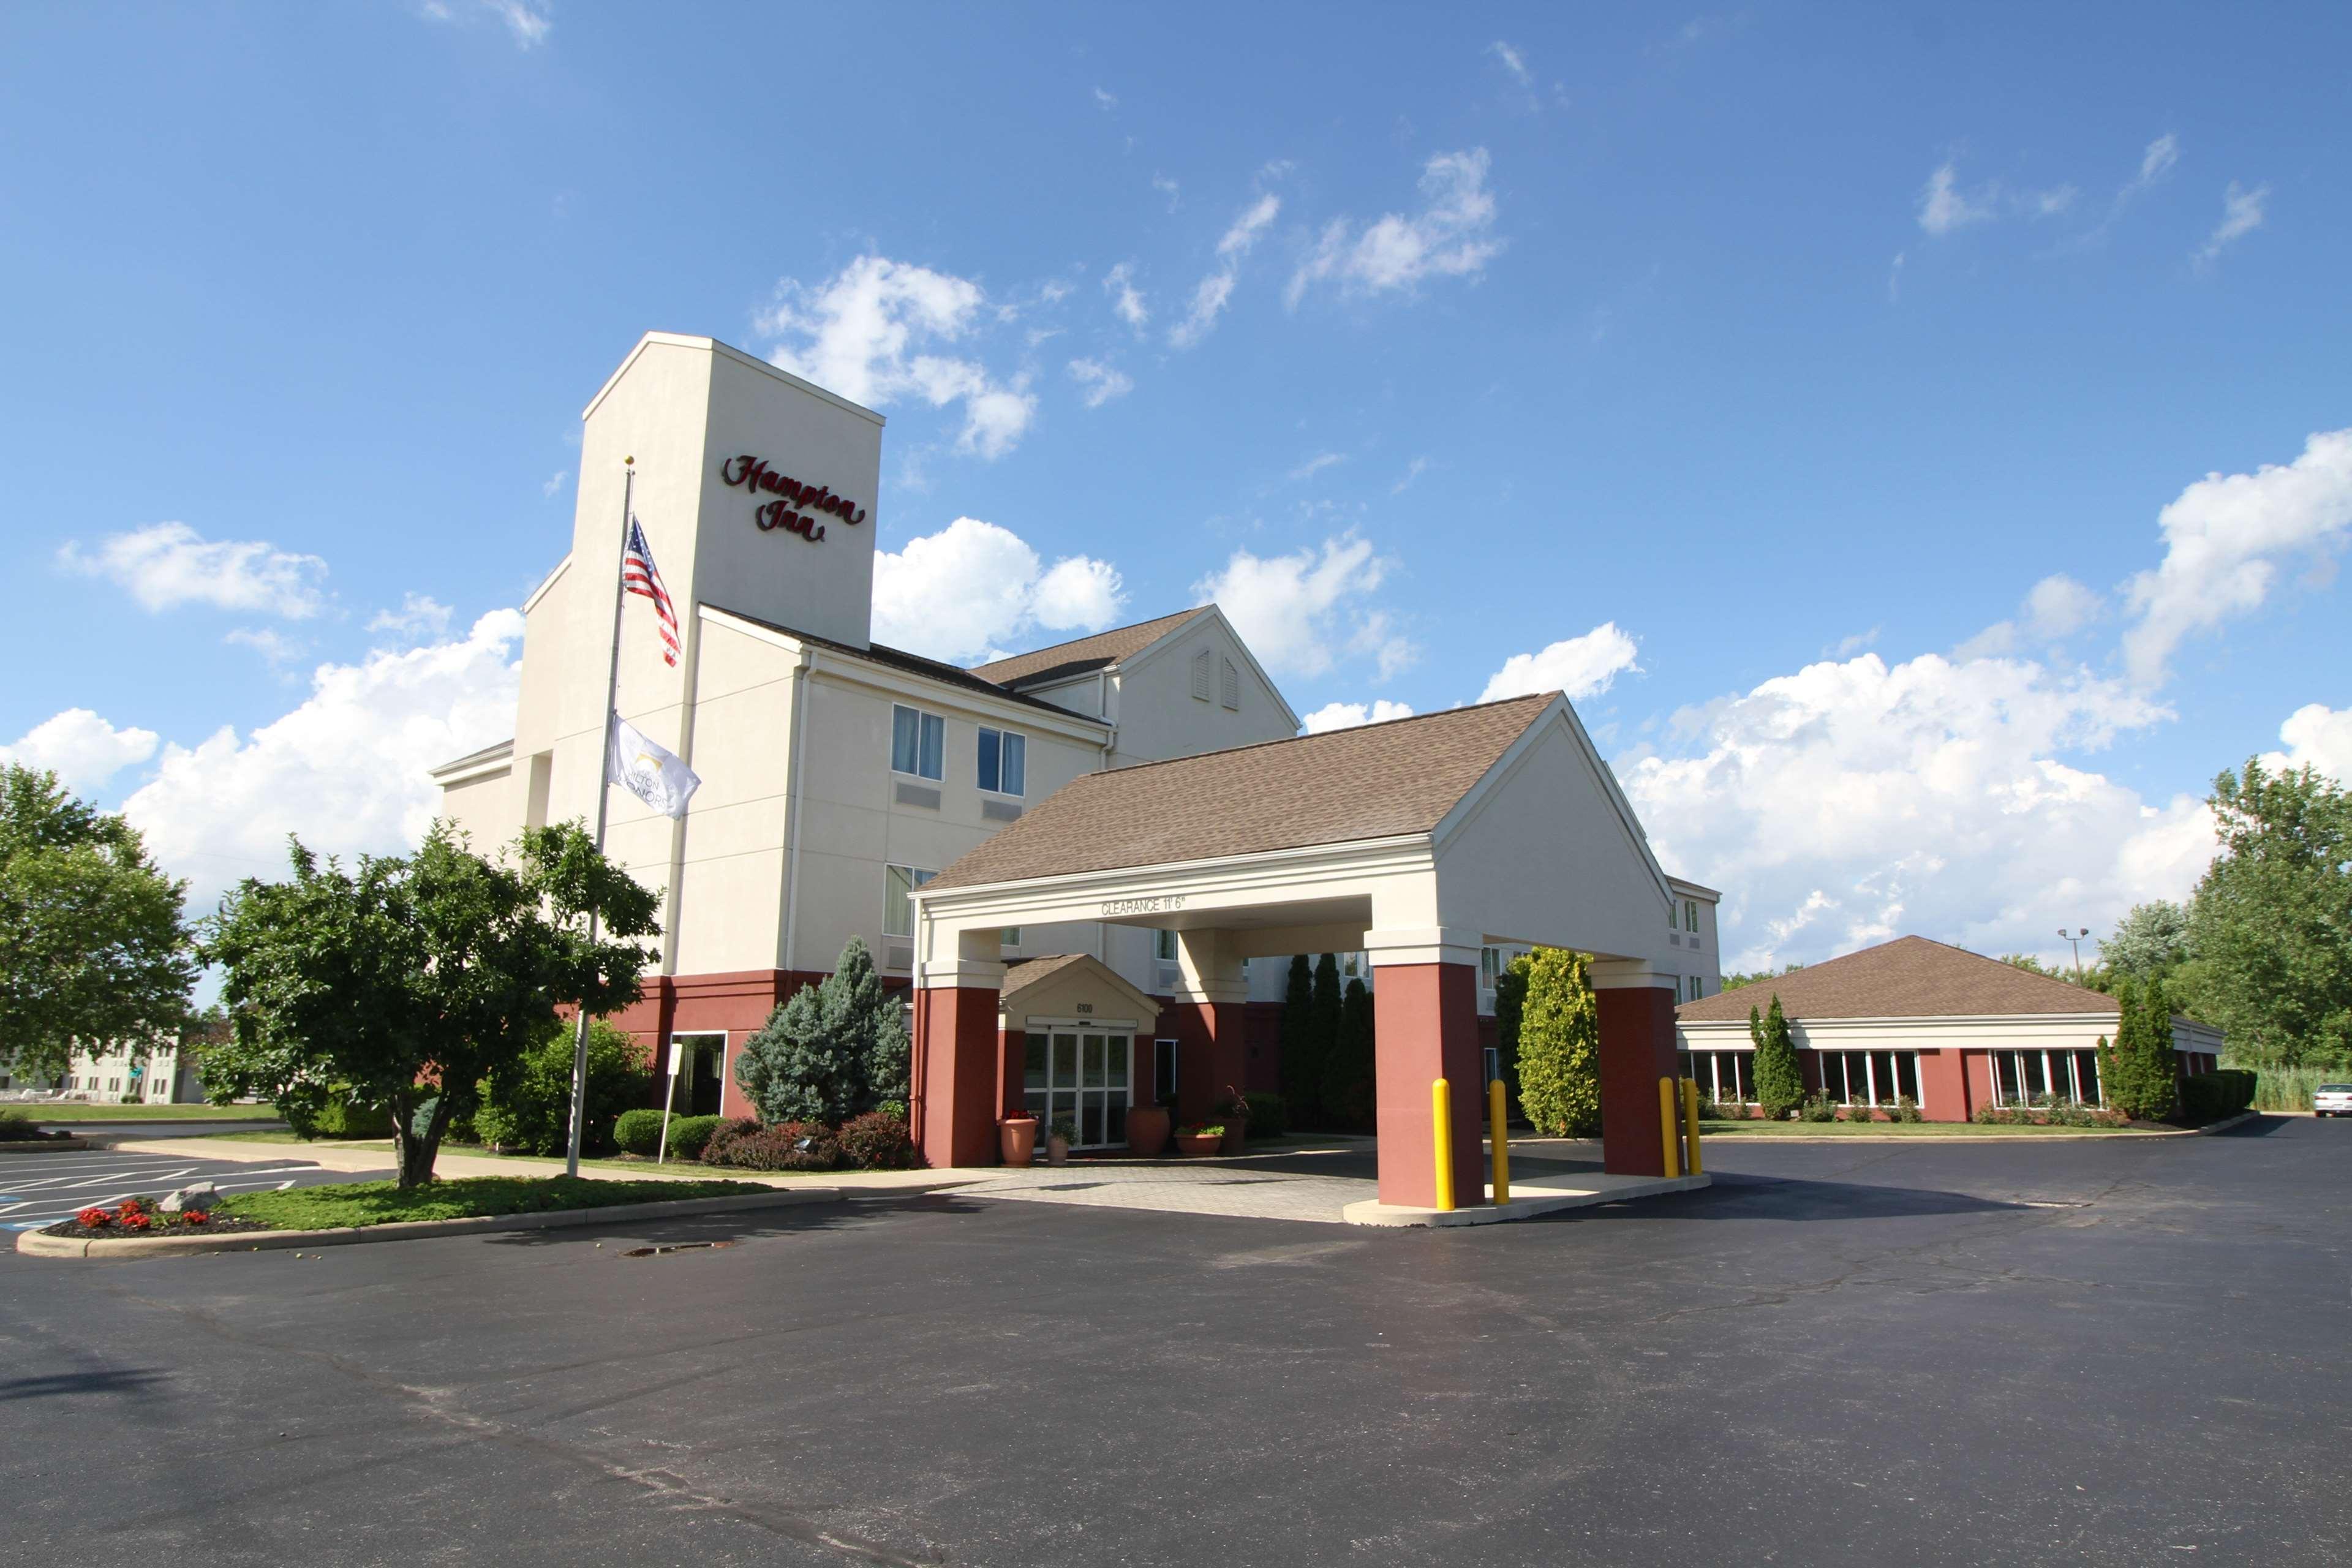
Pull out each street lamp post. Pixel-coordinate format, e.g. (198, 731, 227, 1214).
(2058, 927, 2090, 982)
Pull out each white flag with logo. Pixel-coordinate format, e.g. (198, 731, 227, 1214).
(606, 714, 700, 819)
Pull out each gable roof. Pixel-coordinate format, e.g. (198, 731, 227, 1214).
(970, 607, 1212, 689)
(925, 694, 1554, 891)
(704, 604, 1109, 723)
(998, 952, 1161, 1017)
(1679, 936, 2119, 1022)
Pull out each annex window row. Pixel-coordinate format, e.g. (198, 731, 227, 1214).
(892, 703, 1025, 796)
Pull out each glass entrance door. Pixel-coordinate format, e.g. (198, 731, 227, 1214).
(1022, 1028, 1132, 1148)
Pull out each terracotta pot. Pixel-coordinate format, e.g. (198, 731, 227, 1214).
(1046, 1134, 1070, 1166)
(1219, 1115, 1248, 1156)
(1174, 1131, 1223, 1157)
(1125, 1104, 1171, 1158)
(999, 1116, 1039, 1166)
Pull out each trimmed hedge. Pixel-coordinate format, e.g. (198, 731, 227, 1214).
(613, 1108, 667, 1156)
(703, 1118, 842, 1171)
(668, 1114, 725, 1160)
(837, 1110, 921, 1169)
(1237, 1091, 1287, 1140)
(2178, 1069, 2257, 1127)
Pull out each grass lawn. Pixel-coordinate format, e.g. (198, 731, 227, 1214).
(215, 1174, 769, 1230)
(18, 1103, 285, 1123)
(203, 1131, 765, 1174)
(1698, 1118, 2151, 1137)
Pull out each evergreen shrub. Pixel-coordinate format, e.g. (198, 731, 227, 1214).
(1236, 1090, 1288, 1139)
(838, 1110, 922, 1169)
(473, 1020, 649, 1156)
(1517, 948, 1602, 1137)
(1799, 1093, 1838, 1123)
(2177, 1069, 2256, 1126)
(668, 1114, 725, 1160)
(703, 1118, 840, 1171)
(1754, 997, 1804, 1121)
(613, 1108, 668, 1156)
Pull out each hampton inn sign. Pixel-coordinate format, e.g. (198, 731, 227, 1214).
(718, 453, 869, 542)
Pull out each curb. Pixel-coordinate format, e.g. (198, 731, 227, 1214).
(2190, 1110, 2262, 1136)
(0, 1137, 93, 1154)
(1344, 1173, 1711, 1228)
(15, 1186, 844, 1260)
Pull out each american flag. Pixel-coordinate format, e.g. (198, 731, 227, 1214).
(622, 516, 680, 666)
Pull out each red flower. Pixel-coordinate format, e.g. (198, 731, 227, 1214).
(75, 1207, 111, 1229)
(119, 1212, 152, 1232)
(116, 1197, 145, 1216)
(179, 1207, 212, 1225)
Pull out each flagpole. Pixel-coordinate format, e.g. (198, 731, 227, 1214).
(567, 456, 635, 1180)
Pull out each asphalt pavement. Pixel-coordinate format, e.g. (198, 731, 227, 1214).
(0, 1117, 2343, 1566)
(0, 1147, 382, 1231)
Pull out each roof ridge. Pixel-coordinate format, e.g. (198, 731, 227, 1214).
(973, 605, 1210, 673)
(1068, 690, 1556, 784)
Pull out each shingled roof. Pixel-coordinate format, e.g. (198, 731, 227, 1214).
(969, 607, 1211, 688)
(1679, 936, 2120, 1022)
(925, 694, 1555, 891)
(704, 605, 1109, 723)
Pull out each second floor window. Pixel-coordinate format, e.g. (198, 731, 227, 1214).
(884, 864, 937, 938)
(892, 704, 944, 780)
(978, 727, 1026, 795)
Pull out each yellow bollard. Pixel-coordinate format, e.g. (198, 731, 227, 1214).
(1659, 1077, 1681, 1179)
(1431, 1077, 1455, 1211)
(1682, 1077, 1703, 1177)
(1488, 1078, 1510, 1206)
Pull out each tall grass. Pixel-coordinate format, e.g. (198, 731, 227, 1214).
(2226, 1063, 2340, 1113)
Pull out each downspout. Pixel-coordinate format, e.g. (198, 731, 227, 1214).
(780, 654, 813, 978)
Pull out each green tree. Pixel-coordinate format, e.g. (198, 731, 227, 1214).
(2105, 974, 2154, 1117)
(2137, 973, 2179, 1121)
(2100, 900, 2192, 981)
(1754, 995, 1804, 1120)
(1493, 952, 1532, 1112)
(2181, 758, 2352, 1069)
(1309, 954, 1343, 1123)
(476, 1019, 649, 1155)
(0, 765, 195, 1083)
(733, 935, 910, 1124)
(1278, 954, 1319, 1121)
(1517, 948, 1602, 1137)
(1327, 976, 1376, 1129)
(202, 821, 660, 1187)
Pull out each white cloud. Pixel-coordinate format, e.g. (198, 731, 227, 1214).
(119, 609, 526, 914)
(542, 469, 569, 499)
(369, 593, 456, 639)
(2030, 185, 2079, 216)
(58, 521, 328, 618)
(2194, 181, 2269, 270)
(1956, 573, 2105, 660)
(1618, 649, 2208, 972)
(1193, 533, 1410, 678)
(1479, 623, 1642, 703)
(1151, 174, 1181, 212)
(0, 709, 160, 793)
(1092, 86, 1117, 110)
(2267, 703, 2352, 785)
(1287, 149, 1502, 306)
(1917, 160, 1996, 236)
(421, 0, 549, 48)
(1067, 358, 1134, 409)
(1488, 40, 1532, 86)
(1288, 451, 1345, 482)
(1392, 456, 1429, 494)
(2120, 426, 2352, 685)
(225, 627, 304, 665)
(757, 254, 1036, 459)
(1170, 192, 1281, 349)
(871, 518, 1126, 663)
(1104, 261, 1150, 331)
(2131, 133, 2180, 195)
(1302, 699, 1415, 734)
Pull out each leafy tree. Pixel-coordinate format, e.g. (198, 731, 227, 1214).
(0, 765, 195, 1082)
(1754, 995, 1804, 1120)
(1278, 954, 1319, 1121)
(476, 1019, 649, 1155)
(1328, 976, 1376, 1129)
(2136, 973, 2179, 1121)
(1722, 962, 1804, 993)
(2181, 758, 2352, 1069)
(1310, 954, 1343, 1122)
(2100, 900, 2192, 981)
(733, 935, 909, 1124)
(2104, 974, 2159, 1118)
(1493, 952, 1531, 1112)
(202, 821, 660, 1188)
(1517, 948, 1601, 1137)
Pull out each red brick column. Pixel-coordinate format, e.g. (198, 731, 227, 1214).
(1164, 1001, 1245, 1123)
(1370, 962, 1483, 1208)
(1916, 1047, 1970, 1122)
(915, 985, 1003, 1169)
(1596, 982, 1679, 1177)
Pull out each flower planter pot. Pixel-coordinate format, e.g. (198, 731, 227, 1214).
(1219, 1116, 1248, 1156)
(1174, 1131, 1223, 1157)
(1046, 1135, 1070, 1167)
(999, 1116, 1039, 1166)
(1125, 1105, 1171, 1158)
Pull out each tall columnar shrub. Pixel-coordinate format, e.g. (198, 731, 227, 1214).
(733, 935, 910, 1125)
(2106, 976, 2153, 1118)
(1754, 995, 1804, 1121)
(1517, 948, 1602, 1137)
(1329, 977, 1376, 1129)
(1310, 954, 1343, 1122)
(1494, 954, 1531, 1112)
(2138, 973, 2179, 1121)
(1278, 954, 1319, 1122)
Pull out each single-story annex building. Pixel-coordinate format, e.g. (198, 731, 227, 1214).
(1673, 936, 2225, 1120)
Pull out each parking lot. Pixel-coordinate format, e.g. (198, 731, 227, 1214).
(1, 1118, 2344, 1566)
(0, 1147, 380, 1231)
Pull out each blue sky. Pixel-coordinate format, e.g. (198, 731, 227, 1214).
(4, 2, 2348, 970)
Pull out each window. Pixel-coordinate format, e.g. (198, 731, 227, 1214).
(1681, 1049, 1757, 1104)
(1814, 1050, 1921, 1107)
(1684, 899, 1700, 933)
(891, 704, 944, 780)
(977, 727, 1025, 796)
(1685, 975, 1705, 1002)
(1991, 1048, 2103, 1107)
(1190, 647, 1213, 701)
(883, 864, 936, 937)
(1481, 946, 1502, 986)
(1001, 927, 1022, 949)
(1154, 1038, 1180, 1104)
(1219, 657, 1240, 710)
(1156, 929, 1178, 962)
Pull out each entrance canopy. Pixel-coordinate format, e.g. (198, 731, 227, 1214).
(908, 692, 1704, 1210)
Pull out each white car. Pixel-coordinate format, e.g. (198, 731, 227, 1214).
(2315, 1084, 2352, 1118)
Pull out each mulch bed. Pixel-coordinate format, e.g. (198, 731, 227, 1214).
(40, 1197, 273, 1242)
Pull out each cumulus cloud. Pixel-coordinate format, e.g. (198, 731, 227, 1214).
(1955, 573, 2105, 659)
(1287, 149, 1502, 306)
(1104, 261, 1149, 331)
(1480, 624, 1642, 703)
(1066, 358, 1134, 409)
(757, 254, 1036, 459)
(1170, 193, 1280, 349)
(2194, 181, 2269, 270)
(225, 627, 304, 665)
(1301, 698, 1414, 734)
(871, 517, 1126, 663)
(0, 709, 160, 793)
(1918, 160, 1996, 236)
(2266, 703, 2352, 785)
(2120, 427, 2352, 685)
(118, 610, 526, 914)
(1193, 533, 1414, 679)
(58, 522, 328, 618)
(1618, 649, 2208, 971)
(420, 0, 551, 48)
(369, 593, 455, 639)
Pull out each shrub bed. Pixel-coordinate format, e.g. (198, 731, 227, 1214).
(0, 1110, 74, 1143)
(668, 1114, 725, 1160)
(45, 1196, 269, 1240)
(703, 1118, 842, 1171)
(613, 1108, 667, 1156)
(1970, 1101, 2127, 1128)
(2178, 1069, 2257, 1126)
(837, 1110, 921, 1169)
(1235, 1091, 1287, 1140)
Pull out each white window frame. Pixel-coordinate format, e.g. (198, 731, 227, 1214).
(883, 864, 937, 938)
(891, 703, 945, 782)
(1190, 647, 1213, 702)
(976, 726, 1026, 797)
